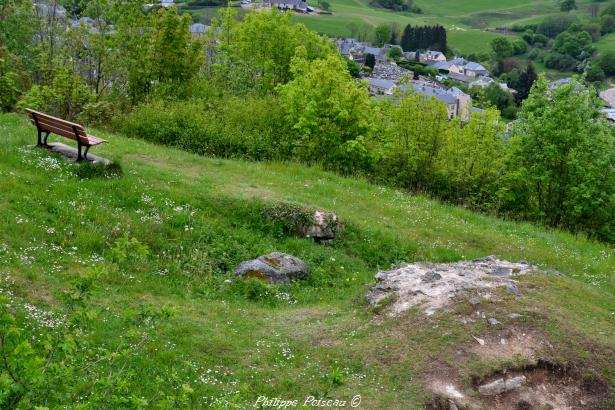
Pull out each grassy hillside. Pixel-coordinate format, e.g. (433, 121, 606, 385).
(292, 0, 603, 53)
(1, 112, 614, 408)
(182, 0, 605, 54)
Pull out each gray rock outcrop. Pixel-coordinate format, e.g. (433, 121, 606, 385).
(367, 257, 541, 316)
(234, 252, 308, 284)
(478, 375, 527, 396)
(300, 210, 338, 242)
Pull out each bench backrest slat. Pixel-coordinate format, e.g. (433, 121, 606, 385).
(26, 109, 89, 144)
(29, 119, 86, 141)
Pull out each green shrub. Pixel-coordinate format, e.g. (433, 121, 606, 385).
(122, 96, 294, 161)
(18, 66, 93, 120)
(0, 71, 19, 112)
(261, 202, 316, 237)
(78, 100, 118, 129)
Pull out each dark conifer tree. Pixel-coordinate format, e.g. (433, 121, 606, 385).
(364, 53, 376, 70)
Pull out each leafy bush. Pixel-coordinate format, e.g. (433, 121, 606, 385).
(512, 39, 528, 55)
(601, 1, 615, 17)
(278, 53, 373, 174)
(78, 100, 119, 129)
(19, 66, 93, 120)
(544, 52, 578, 71)
(537, 14, 578, 37)
(601, 15, 615, 34)
(371, 0, 410, 11)
(585, 63, 605, 82)
(502, 77, 615, 241)
(261, 202, 317, 237)
(122, 96, 294, 161)
(0, 71, 19, 112)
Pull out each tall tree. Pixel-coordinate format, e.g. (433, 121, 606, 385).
(374, 23, 392, 47)
(364, 53, 376, 70)
(559, 0, 576, 12)
(377, 90, 451, 191)
(400, 24, 446, 52)
(502, 76, 615, 240)
(278, 51, 373, 172)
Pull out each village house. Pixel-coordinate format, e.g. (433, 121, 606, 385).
(470, 76, 513, 92)
(265, 0, 313, 13)
(548, 78, 571, 89)
(366, 78, 396, 95)
(401, 50, 446, 63)
(363, 46, 388, 63)
(432, 58, 488, 83)
(335, 39, 388, 64)
(402, 82, 472, 121)
(372, 80, 472, 121)
(189, 23, 209, 38)
(422, 50, 446, 63)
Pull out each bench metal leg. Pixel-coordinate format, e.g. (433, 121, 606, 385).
(43, 131, 50, 147)
(83, 146, 90, 160)
(73, 125, 84, 162)
(33, 114, 44, 147)
(76, 140, 83, 162)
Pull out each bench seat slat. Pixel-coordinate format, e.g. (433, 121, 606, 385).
(85, 135, 107, 146)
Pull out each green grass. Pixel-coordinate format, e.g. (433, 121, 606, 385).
(596, 32, 615, 54)
(178, 0, 605, 54)
(1, 112, 614, 407)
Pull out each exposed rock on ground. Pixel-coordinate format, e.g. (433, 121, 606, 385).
(478, 375, 527, 396)
(300, 210, 338, 242)
(366, 256, 541, 316)
(261, 203, 340, 243)
(234, 252, 308, 284)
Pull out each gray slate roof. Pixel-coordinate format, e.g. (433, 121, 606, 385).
(190, 23, 209, 33)
(367, 78, 396, 89)
(400, 83, 460, 104)
(364, 47, 383, 56)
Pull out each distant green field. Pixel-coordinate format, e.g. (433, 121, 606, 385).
(181, 0, 603, 54)
(595, 32, 615, 54)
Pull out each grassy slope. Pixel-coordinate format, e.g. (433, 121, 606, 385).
(289, 0, 601, 53)
(1, 113, 614, 408)
(182, 0, 605, 55)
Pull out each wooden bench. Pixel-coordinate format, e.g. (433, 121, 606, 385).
(26, 109, 107, 161)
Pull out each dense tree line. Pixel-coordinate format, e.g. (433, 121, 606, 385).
(370, 0, 414, 12)
(1, 2, 614, 244)
(505, 5, 615, 80)
(400, 24, 447, 52)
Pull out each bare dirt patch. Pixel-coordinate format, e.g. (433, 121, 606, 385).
(426, 359, 609, 410)
(468, 325, 544, 363)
